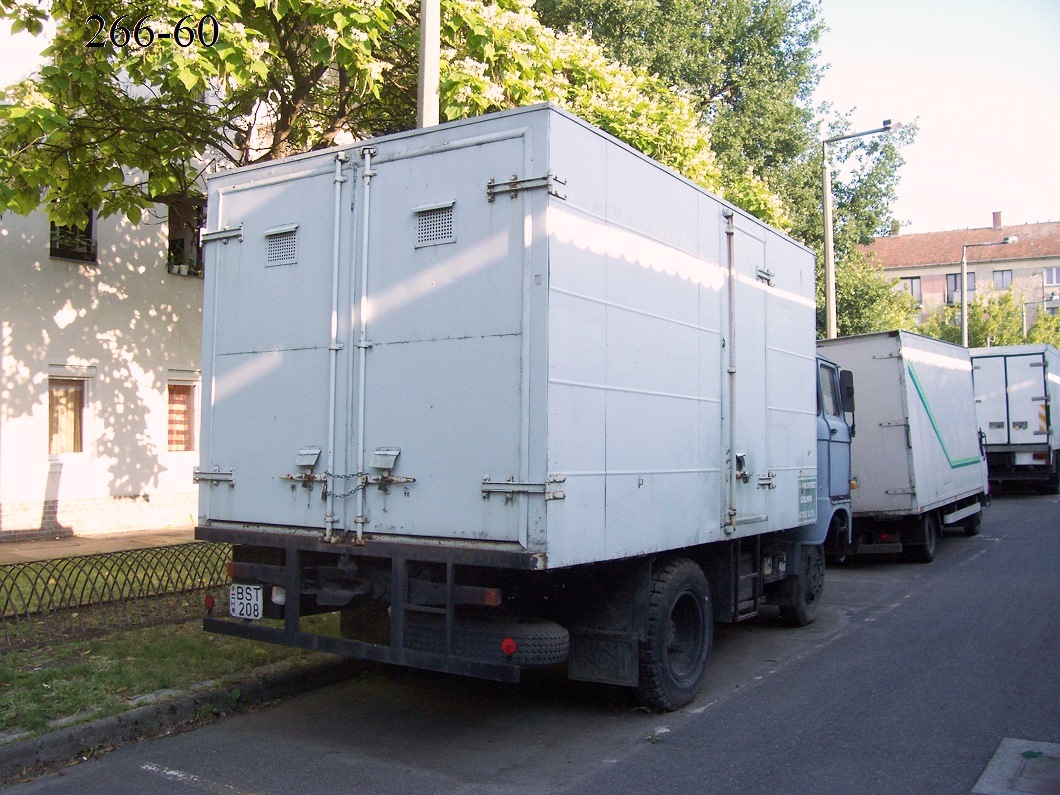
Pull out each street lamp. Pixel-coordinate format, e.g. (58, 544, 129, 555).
(822, 120, 901, 339)
(960, 237, 1017, 347)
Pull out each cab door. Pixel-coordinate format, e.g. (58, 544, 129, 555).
(818, 361, 851, 500)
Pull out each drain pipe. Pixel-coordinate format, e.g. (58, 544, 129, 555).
(324, 151, 349, 540)
(724, 209, 737, 533)
(354, 146, 377, 541)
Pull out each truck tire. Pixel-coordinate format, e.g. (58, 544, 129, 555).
(403, 613, 570, 667)
(635, 558, 712, 712)
(780, 544, 824, 627)
(1048, 453, 1060, 495)
(963, 510, 982, 537)
(903, 513, 938, 564)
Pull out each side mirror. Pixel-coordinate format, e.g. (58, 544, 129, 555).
(839, 369, 856, 438)
(839, 369, 855, 413)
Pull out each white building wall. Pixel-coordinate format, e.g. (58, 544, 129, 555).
(0, 205, 203, 539)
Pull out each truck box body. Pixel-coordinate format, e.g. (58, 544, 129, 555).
(195, 105, 836, 707)
(197, 104, 818, 568)
(817, 332, 987, 520)
(970, 343, 1060, 489)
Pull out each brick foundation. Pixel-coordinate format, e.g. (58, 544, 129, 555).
(0, 492, 197, 542)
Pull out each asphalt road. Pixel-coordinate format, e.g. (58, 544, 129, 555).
(10, 493, 1059, 794)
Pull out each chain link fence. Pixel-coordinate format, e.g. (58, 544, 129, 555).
(0, 542, 231, 652)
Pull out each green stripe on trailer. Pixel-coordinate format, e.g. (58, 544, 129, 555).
(907, 363, 981, 469)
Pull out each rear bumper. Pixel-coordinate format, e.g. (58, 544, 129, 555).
(196, 523, 544, 570)
(203, 615, 522, 682)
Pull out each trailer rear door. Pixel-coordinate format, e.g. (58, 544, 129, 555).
(1006, 353, 1049, 445)
(974, 355, 1010, 445)
(353, 134, 530, 543)
(202, 164, 343, 529)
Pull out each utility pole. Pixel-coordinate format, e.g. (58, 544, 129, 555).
(417, 0, 440, 128)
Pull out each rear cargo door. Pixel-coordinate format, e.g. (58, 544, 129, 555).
(973, 355, 1010, 444)
(1006, 353, 1049, 445)
(354, 135, 529, 542)
(202, 165, 342, 529)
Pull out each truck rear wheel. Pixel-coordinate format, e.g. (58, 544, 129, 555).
(903, 513, 938, 564)
(963, 510, 982, 537)
(780, 544, 824, 627)
(635, 558, 712, 712)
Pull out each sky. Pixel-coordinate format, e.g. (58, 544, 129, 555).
(2, 2, 1059, 235)
(815, 0, 1060, 234)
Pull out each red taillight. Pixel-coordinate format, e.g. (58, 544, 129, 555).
(500, 637, 518, 656)
(204, 594, 216, 612)
(879, 532, 898, 543)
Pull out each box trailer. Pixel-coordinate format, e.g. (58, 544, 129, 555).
(970, 344, 1060, 493)
(194, 104, 851, 710)
(818, 331, 988, 563)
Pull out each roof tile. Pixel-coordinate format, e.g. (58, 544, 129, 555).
(861, 220, 1060, 269)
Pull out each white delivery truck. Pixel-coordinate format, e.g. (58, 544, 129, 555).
(194, 104, 852, 711)
(970, 343, 1060, 493)
(818, 331, 988, 563)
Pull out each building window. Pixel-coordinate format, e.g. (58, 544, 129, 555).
(993, 270, 1013, 290)
(167, 199, 205, 278)
(1046, 267, 1060, 287)
(49, 378, 85, 454)
(946, 272, 976, 304)
(168, 383, 195, 452)
(49, 212, 98, 263)
(899, 276, 922, 304)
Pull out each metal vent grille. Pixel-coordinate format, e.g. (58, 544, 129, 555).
(415, 204, 455, 247)
(266, 228, 297, 265)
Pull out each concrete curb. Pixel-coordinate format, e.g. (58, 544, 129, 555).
(0, 658, 362, 783)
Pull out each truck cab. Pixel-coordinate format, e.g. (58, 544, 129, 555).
(815, 356, 854, 559)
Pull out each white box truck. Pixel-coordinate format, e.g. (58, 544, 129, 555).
(818, 331, 988, 563)
(970, 343, 1060, 493)
(194, 104, 852, 711)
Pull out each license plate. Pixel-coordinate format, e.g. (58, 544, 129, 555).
(229, 583, 263, 620)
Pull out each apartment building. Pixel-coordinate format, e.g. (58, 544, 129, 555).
(862, 213, 1060, 331)
(0, 204, 204, 541)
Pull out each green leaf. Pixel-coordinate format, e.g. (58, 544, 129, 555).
(176, 68, 199, 92)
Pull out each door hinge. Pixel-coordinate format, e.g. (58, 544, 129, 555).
(481, 475, 566, 502)
(200, 225, 243, 245)
(194, 467, 235, 486)
(487, 174, 566, 202)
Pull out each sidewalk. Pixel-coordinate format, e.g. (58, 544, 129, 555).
(0, 527, 197, 565)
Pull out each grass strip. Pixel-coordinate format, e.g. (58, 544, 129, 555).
(0, 617, 337, 736)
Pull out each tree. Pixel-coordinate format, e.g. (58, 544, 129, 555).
(919, 292, 1025, 348)
(1, 0, 797, 230)
(817, 254, 918, 338)
(532, 0, 918, 336)
(533, 0, 823, 187)
(1028, 311, 1060, 348)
